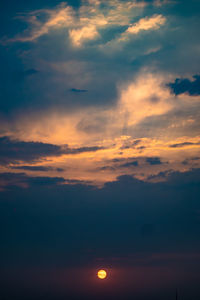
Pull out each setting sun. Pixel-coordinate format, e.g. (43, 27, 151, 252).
(97, 269, 107, 280)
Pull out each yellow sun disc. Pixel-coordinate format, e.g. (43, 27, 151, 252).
(97, 269, 107, 279)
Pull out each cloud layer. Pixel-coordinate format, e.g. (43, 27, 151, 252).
(5, 1, 167, 47)
(1, 0, 200, 187)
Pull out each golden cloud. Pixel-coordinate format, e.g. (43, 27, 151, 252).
(5, 1, 168, 46)
(1, 72, 200, 186)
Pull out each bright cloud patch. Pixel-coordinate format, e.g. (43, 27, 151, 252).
(5, 1, 167, 47)
(0, 72, 173, 145)
(126, 14, 166, 35)
(9, 4, 75, 42)
(117, 72, 171, 128)
(69, 25, 99, 47)
(1, 71, 200, 186)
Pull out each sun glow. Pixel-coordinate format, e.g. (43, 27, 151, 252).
(97, 269, 107, 279)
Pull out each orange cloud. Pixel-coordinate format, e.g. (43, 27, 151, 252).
(1, 72, 200, 186)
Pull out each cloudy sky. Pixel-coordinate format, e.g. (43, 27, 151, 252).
(0, 0, 200, 299)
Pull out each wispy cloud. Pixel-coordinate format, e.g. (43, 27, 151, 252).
(8, 4, 75, 42)
(4, 1, 168, 47)
(101, 14, 166, 51)
(169, 141, 200, 148)
(126, 14, 166, 35)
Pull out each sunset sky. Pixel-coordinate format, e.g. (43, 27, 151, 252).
(0, 0, 200, 299)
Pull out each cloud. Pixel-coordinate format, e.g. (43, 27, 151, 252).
(69, 25, 99, 47)
(3, 1, 135, 45)
(7, 4, 75, 42)
(126, 14, 166, 35)
(4, 1, 169, 47)
(69, 88, 88, 93)
(168, 75, 200, 96)
(1, 69, 200, 186)
(169, 141, 200, 148)
(116, 72, 173, 129)
(0, 136, 62, 165)
(65, 145, 104, 154)
(0, 136, 104, 165)
(1, 70, 200, 185)
(0, 72, 174, 145)
(120, 139, 142, 149)
(146, 157, 162, 165)
(0, 65, 200, 186)
(11, 166, 64, 172)
(0, 172, 66, 191)
(120, 160, 139, 168)
(101, 14, 166, 51)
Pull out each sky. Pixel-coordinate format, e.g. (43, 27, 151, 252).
(0, 0, 200, 299)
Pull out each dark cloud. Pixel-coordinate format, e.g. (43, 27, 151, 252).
(191, 157, 200, 160)
(0, 172, 65, 190)
(104, 156, 166, 170)
(132, 139, 142, 146)
(66, 145, 104, 154)
(0, 172, 90, 191)
(99, 160, 139, 170)
(120, 139, 142, 150)
(120, 160, 138, 168)
(146, 157, 162, 165)
(169, 141, 200, 148)
(11, 165, 64, 172)
(168, 75, 200, 96)
(0, 136, 104, 165)
(137, 146, 146, 150)
(147, 170, 171, 181)
(99, 166, 116, 171)
(69, 88, 88, 93)
(0, 136, 62, 165)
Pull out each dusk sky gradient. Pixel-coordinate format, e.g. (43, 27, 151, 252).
(0, 1, 200, 299)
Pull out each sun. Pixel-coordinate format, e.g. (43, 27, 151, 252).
(97, 269, 107, 280)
